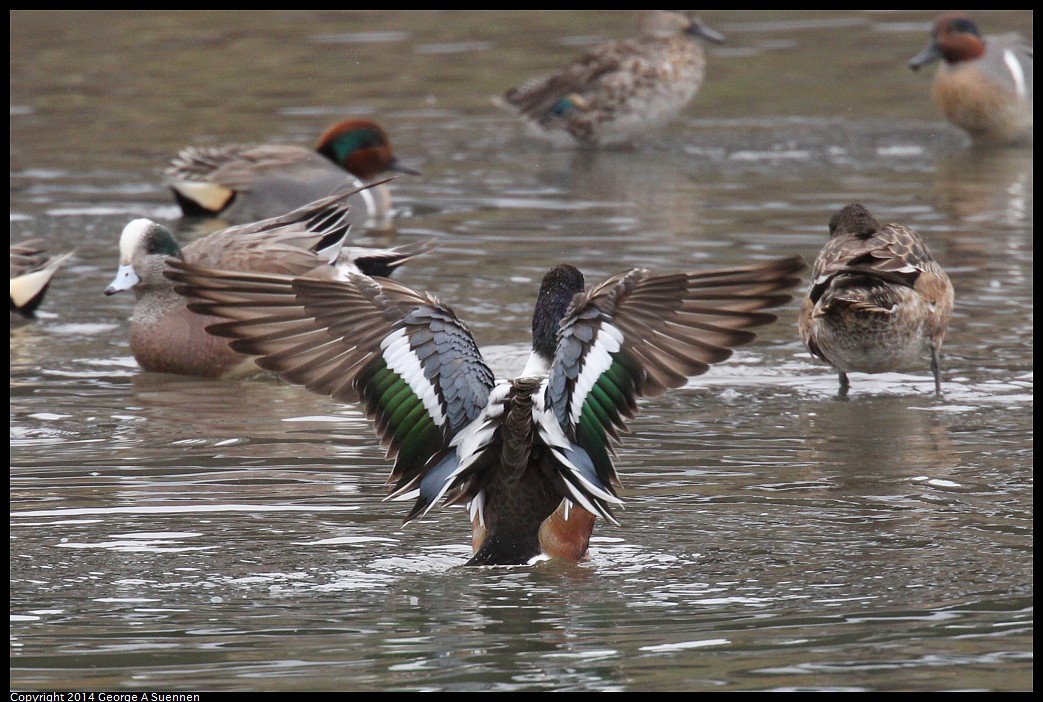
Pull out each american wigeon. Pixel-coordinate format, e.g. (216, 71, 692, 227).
(799, 204, 955, 396)
(105, 189, 430, 378)
(166, 254, 806, 565)
(498, 10, 725, 147)
(908, 12, 1033, 146)
(166, 119, 420, 226)
(10, 240, 74, 318)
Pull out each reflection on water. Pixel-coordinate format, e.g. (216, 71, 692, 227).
(931, 147, 1033, 226)
(11, 10, 1032, 693)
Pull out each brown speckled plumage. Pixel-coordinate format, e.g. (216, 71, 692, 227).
(500, 11, 725, 146)
(799, 204, 954, 395)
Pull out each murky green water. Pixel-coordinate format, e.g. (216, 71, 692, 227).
(11, 10, 1033, 692)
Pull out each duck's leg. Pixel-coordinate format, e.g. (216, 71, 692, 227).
(930, 345, 943, 396)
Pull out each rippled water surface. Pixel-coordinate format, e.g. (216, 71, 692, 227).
(10, 10, 1033, 692)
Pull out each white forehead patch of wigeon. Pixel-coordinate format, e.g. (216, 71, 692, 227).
(118, 218, 155, 264)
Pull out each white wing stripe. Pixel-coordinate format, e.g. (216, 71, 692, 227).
(569, 322, 623, 426)
(380, 328, 446, 428)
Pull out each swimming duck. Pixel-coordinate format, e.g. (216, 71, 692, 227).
(499, 10, 725, 147)
(166, 254, 805, 565)
(166, 118, 420, 226)
(10, 240, 74, 318)
(105, 188, 430, 378)
(799, 204, 954, 396)
(908, 12, 1033, 146)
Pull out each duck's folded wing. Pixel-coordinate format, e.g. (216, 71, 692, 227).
(10, 242, 74, 311)
(502, 48, 624, 119)
(166, 144, 314, 189)
(858, 224, 941, 283)
(165, 144, 274, 214)
(165, 262, 496, 501)
(11, 239, 48, 278)
(541, 256, 807, 520)
(811, 224, 937, 299)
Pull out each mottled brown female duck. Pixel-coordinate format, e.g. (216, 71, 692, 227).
(799, 204, 954, 396)
(499, 11, 725, 147)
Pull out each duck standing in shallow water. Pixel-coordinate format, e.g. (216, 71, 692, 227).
(104, 188, 430, 378)
(10, 241, 74, 318)
(799, 204, 954, 396)
(167, 254, 805, 565)
(499, 10, 725, 147)
(165, 119, 420, 227)
(908, 12, 1033, 146)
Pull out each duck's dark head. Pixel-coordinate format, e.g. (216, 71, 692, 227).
(828, 204, 881, 241)
(528, 264, 585, 370)
(908, 12, 985, 70)
(315, 119, 421, 180)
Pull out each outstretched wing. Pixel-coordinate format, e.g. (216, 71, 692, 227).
(540, 256, 807, 521)
(165, 262, 496, 511)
